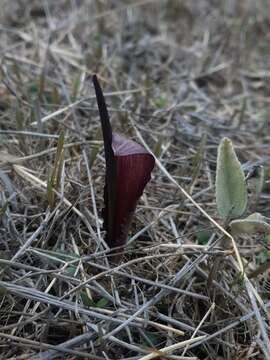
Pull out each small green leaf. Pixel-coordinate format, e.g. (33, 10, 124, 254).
(64, 265, 77, 276)
(230, 213, 270, 234)
(153, 96, 167, 109)
(47, 131, 65, 207)
(215, 137, 247, 220)
(55, 150, 65, 190)
(80, 293, 108, 308)
(249, 254, 270, 278)
(52, 131, 65, 182)
(196, 228, 212, 245)
(256, 251, 270, 266)
(71, 71, 82, 101)
(95, 298, 108, 308)
(141, 331, 161, 347)
(153, 135, 163, 158)
(266, 234, 270, 245)
(81, 291, 95, 307)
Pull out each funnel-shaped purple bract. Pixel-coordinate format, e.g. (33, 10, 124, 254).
(92, 75, 155, 248)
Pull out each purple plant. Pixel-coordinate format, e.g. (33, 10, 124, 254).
(92, 75, 155, 248)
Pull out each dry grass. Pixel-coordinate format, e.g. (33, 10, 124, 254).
(0, 0, 270, 359)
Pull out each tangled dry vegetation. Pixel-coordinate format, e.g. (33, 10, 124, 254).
(0, 0, 270, 359)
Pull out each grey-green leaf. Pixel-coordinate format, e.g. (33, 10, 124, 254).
(215, 137, 247, 220)
(230, 213, 270, 234)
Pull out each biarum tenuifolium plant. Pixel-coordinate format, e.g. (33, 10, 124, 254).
(216, 137, 268, 237)
(92, 75, 155, 252)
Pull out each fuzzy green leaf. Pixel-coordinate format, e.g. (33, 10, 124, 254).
(230, 213, 270, 234)
(215, 137, 247, 220)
